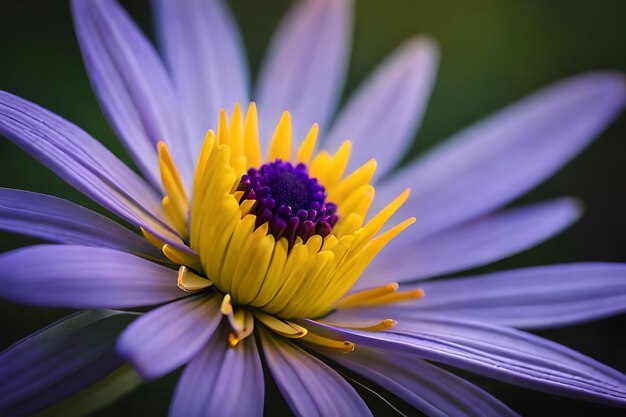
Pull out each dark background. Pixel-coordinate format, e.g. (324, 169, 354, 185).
(1, 0, 626, 416)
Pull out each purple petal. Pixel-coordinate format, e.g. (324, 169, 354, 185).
(0, 310, 136, 416)
(259, 327, 372, 417)
(169, 327, 264, 417)
(71, 0, 195, 186)
(384, 263, 626, 329)
(154, 0, 249, 147)
(376, 71, 626, 240)
(255, 0, 353, 144)
(0, 188, 162, 259)
(117, 293, 222, 379)
(324, 37, 438, 179)
(357, 198, 581, 289)
(303, 317, 626, 407)
(0, 90, 182, 246)
(0, 245, 182, 308)
(326, 346, 520, 417)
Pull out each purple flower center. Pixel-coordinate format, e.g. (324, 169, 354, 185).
(236, 160, 338, 246)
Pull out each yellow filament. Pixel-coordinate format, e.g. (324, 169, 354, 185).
(162, 244, 202, 273)
(346, 288, 425, 308)
(328, 159, 377, 205)
(140, 227, 167, 250)
(177, 266, 213, 292)
(301, 332, 355, 353)
(322, 318, 397, 332)
(335, 282, 399, 309)
(296, 124, 319, 165)
(230, 308, 254, 340)
(158, 142, 189, 237)
(229, 104, 244, 163)
(268, 111, 292, 161)
(253, 310, 308, 338)
(243, 103, 262, 168)
(217, 109, 229, 145)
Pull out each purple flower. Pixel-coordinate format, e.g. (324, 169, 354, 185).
(1, 0, 626, 416)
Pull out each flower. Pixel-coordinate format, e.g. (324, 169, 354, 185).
(1, 0, 626, 416)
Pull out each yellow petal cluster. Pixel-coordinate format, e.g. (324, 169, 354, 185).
(157, 103, 415, 320)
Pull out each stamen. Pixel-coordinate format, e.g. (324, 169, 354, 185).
(228, 308, 254, 341)
(177, 266, 212, 292)
(162, 244, 202, 272)
(335, 282, 399, 309)
(253, 310, 308, 338)
(335, 282, 425, 309)
(300, 331, 355, 353)
(158, 142, 189, 237)
(321, 318, 397, 332)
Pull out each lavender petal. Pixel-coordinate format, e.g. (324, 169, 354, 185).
(357, 198, 581, 289)
(154, 0, 249, 149)
(303, 317, 626, 408)
(259, 327, 372, 417)
(117, 293, 222, 379)
(0, 188, 162, 259)
(326, 346, 520, 417)
(324, 37, 438, 179)
(0, 310, 137, 416)
(0, 245, 182, 308)
(373, 263, 626, 330)
(376, 71, 626, 240)
(0, 90, 183, 246)
(255, 0, 353, 144)
(169, 326, 264, 417)
(72, 0, 195, 186)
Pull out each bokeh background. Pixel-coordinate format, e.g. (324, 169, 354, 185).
(1, 0, 626, 416)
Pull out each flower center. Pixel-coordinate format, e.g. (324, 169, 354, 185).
(237, 160, 338, 246)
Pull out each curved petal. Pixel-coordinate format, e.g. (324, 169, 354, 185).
(377, 71, 626, 240)
(0, 91, 182, 246)
(72, 0, 194, 186)
(154, 0, 249, 146)
(357, 198, 581, 289)
(0, 310, 137, 416)
(389, 263, 626, 329)
(327, 346, 519, 417)
(259, 327, 372, 417)
(255, 0, 353, 144)
(0, 188, 162, 259)
(0, 245, 182, 308)
(169, 327, 264, 417)
(117, 293, 222, 379)
(303, 317, 626, 408)
(324, 37, 439, 179)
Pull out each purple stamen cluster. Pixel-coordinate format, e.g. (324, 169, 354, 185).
(237, 160, 339, 246)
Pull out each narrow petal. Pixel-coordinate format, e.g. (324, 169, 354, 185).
(255, 0, 353, 144)
(303, 317, 626, 407)
(169, 327, 264, 417)
(72, 0, 194, 186)
(357, 198, 581, 288)
(154, 0, 249, 147)
(0, 310, 137, 416)
(0, 91, 181, 245)
(117, 293, 222, 379)
(0, 188, 162, 259)
(259, 327, 372, 417)
(385, 263, 626, 329)
(0, 245, 182, 308)
(377, 72, 626, 240)
(324, 37, 439, 179)
(327, 346, 519, 417)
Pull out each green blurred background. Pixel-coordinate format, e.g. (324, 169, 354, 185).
(1, 0, 626, 415)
